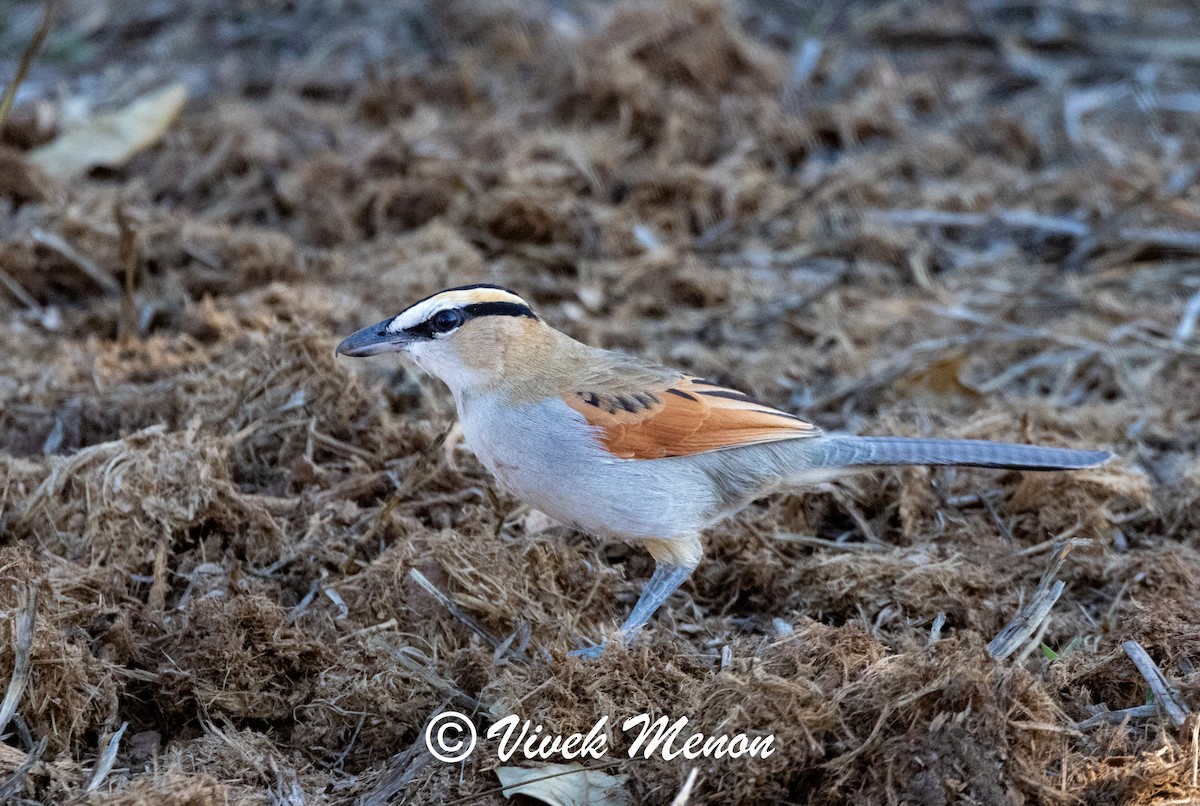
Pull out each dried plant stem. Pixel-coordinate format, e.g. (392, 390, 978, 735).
(0, 736, 47, 801)
(0, 0, 58, 127)
(338, 493, 401, 574)
(28, 228, 122, 295)
(670, 768, 701, 806)
(84, 722, 128, 794)
(0, 266, 38, 310)
(378, 643, 484, 714)
(1121, 641, 1191, 729)
(988, 543, 1071, 660)
(874, 208, 1090, 238)
(1174, 290, 1200, 348)
(929, 612, 947, 643)
(1191, 716, 1198, 787)
(877, 208, 1200, 256)
(773, 533, 886, 553)
(1073, 704, 1158, 731)
(1119, 227, 1200, 253)
(115, 204, 140, 342)
(988, 580, 1065, 660)
(0, 584, 38, 738)
(407, 568, 503, 650)
(359, 710, 437, 806)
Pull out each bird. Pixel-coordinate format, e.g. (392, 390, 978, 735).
(336, 284, 1112, 657)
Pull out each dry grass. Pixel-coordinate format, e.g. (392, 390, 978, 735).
(0, 0, 1198, 802)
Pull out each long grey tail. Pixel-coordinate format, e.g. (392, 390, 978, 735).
(815, 436, 1111, 471)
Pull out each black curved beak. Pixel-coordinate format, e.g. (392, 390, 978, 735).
(335, 319, 409, 358)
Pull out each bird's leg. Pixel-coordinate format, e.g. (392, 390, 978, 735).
(616, 560, 696, 639)
(569, 536, 701, 659)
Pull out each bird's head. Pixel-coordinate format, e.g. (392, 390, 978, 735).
(335, 284, 549, 395)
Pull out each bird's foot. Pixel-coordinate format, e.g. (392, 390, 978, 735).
(568, 639, 608, 660)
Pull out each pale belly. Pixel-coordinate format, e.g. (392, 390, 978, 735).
(458, 394, 725, 540)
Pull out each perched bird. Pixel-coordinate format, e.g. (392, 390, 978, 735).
(336, 285, 1111, 657)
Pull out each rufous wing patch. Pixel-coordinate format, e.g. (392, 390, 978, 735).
(564, 377, 820, 459)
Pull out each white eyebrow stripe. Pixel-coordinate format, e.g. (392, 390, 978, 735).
(385, 288, 528, 333)
(385, 298, 444, 333)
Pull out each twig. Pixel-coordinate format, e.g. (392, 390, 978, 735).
(0, 584, 38, 738)
(988, 543, 1071, 660)
(1122, 641, 1191, 729)
(1118, 227, 1200, 254)
(1156, 92, 1200, 113)
(807, 333, 984, 410)
(115, 204, 139, 342)
(0, 0, 58, 127)
(877, 209, 1200, 256)
(0, 265, 39, 310)
(376, 642, 485, 714)
(1016, 526, 1086, 557)
(147, 538, 169, 611)
(358, 711, 436, 806)
(772, 533, 886, 553)
(1064, 85, 1128, 145)
(407, 568, 503, 650)
(1173, 290, 1200, 348)
(0, 736, 47, 802)
(929, 612, 946, 643)
(790, 38, 823, 85)
(1191, 715, 1198, 788)
(980, 492, 1015, 543)
(927, 305, 1108, 352)
(11, 713, 33, 751)
(824, 485, 881, 545)
(84, 721, 128, 794)
(873, 208, 1091, 239)
(333, 712, 367, 771)
(1073, 704, 1157, 731)
(339, 494, 401, 574)
(988, 581, 1065, 660)
(336, 618, 398, 644)
(978, 349, 1092, 394)
(309, 427, 377, 462)
(670, 768, 701, 806)
(28, 228, 122, 295)
(323, 585, 349, 619)
(1014, 607, 1056, 665)
(286, 578, 321, 624)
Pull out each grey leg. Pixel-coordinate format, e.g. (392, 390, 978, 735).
(569, 561, 696, 659)
(617, 561, 696, 639)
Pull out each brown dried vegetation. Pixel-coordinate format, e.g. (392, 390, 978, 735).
(0, 0, 1198, 802)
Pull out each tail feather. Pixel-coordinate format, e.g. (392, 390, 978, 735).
(817, 436, 1111, 471)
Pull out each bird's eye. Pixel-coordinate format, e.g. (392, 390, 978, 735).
(429, 308, 464, 334)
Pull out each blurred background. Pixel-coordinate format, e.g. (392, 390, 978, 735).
(0, 1, 1197, 803)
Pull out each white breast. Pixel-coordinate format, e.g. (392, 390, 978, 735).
(458, 394, 722, 540)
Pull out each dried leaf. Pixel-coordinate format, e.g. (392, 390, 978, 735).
(497, 763, 630, 806)
(29, 83, 187, 179)
(901, 355, 984, 400)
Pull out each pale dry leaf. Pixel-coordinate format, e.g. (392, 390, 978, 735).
(497, 763, 630, 806)
(29, 83, 187, 179)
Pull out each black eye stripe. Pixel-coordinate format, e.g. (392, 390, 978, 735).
(402, 301, 537, 340)
(461, 302, 537, 320)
